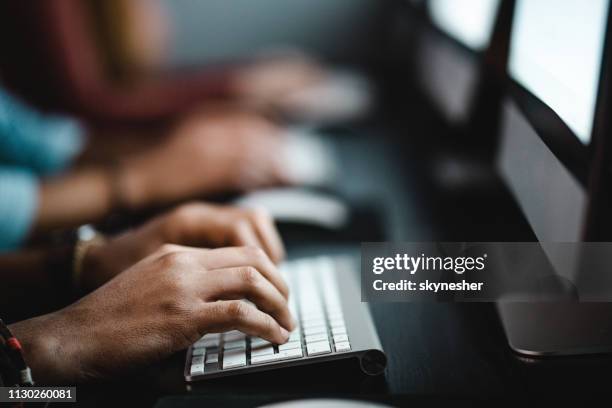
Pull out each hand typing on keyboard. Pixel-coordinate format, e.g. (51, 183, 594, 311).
(79, 202, 285, 291)
(9, 245, 294, 384)
(188, 257, 353, 379)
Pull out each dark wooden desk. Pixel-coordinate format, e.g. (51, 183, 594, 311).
(73, 298, 612, 407)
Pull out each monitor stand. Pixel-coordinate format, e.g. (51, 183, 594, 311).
(497, 303, 612, 356)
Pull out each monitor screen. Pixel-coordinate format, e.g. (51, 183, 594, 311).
(509, 0, 610, 145)
(428, 0, 502, 51)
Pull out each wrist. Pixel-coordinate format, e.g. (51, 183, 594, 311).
(113, 159, 152, 210)
(9, 313, 77, 384)
(74, 228, 108, 292)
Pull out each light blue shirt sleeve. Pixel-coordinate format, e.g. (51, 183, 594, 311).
(0, 167, 38, 251)
(0, 88, 85, 175)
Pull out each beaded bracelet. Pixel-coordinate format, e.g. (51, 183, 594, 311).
(0, 318, 34, 387)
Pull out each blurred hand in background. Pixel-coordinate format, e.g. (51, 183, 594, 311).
(32, 106, 292, 235)
(116, 107, 291, 210)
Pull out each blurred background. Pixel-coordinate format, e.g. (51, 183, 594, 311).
(160, 0, 383, 68)
(2, 0, 607, 252)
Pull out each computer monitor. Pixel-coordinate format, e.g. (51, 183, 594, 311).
(415, 0, 507, 126)
(429, 0, 502, 52)
(497, 0, 612, 356)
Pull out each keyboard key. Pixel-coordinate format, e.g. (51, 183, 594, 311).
(305, 333, 329, 343)
(223, 339, 246, 350)
(205, 353, 219, 364)
(301, 304, 323, 311)
(251, 345, 275, 357)
(223, 349, 246, 369)
(192, 355, 205, 365)
(278, 341, 302, 351)
(302, 321, 326, 329)
(224, 331, 246, 341)
(301, 314, 325, 322)
(305, 325, 327, 336)
(192, 347, 206, 357)
(277, 348, 303, 360)
(332, 327, 347, 336)
(204, 362, 219, 373)
(304, 322, 326, 330)
(302, 316, 325, 324)
(251, 348, 304, 365)
(190, 363, 204, 376)
(301, 305, 324, 312)
(306, 341, 331, 356)
(333, 334, 349, 343)
(289, 331, 301, 341)
(335, 341, 351, 352)
(251, 352, 282, 365)
(304, 322, 325, 330)
(194, 336, 219, 348)
(250, 337, 272, 348)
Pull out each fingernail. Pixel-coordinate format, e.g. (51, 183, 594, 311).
(279, 327, 290, 342)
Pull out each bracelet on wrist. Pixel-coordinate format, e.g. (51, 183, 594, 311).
(0, 318, 34, 387)
(73, 225, 107, 292)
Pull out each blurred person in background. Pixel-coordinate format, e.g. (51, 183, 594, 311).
(0, 0, 370, 247)
(0, 0, 371, 125)
(0, 0, 370, 244)
(0, 87, 293, 249)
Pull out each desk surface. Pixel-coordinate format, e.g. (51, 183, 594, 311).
(76, 298, 612, 407)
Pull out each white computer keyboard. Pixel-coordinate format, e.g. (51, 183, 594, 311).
(186, 257, 352, 380)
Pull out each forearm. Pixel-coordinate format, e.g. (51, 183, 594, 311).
(76, 126, 169, 166)
(35, 168, 116, 232)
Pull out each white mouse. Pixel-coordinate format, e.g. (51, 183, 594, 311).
(282, 127, 338, 187)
